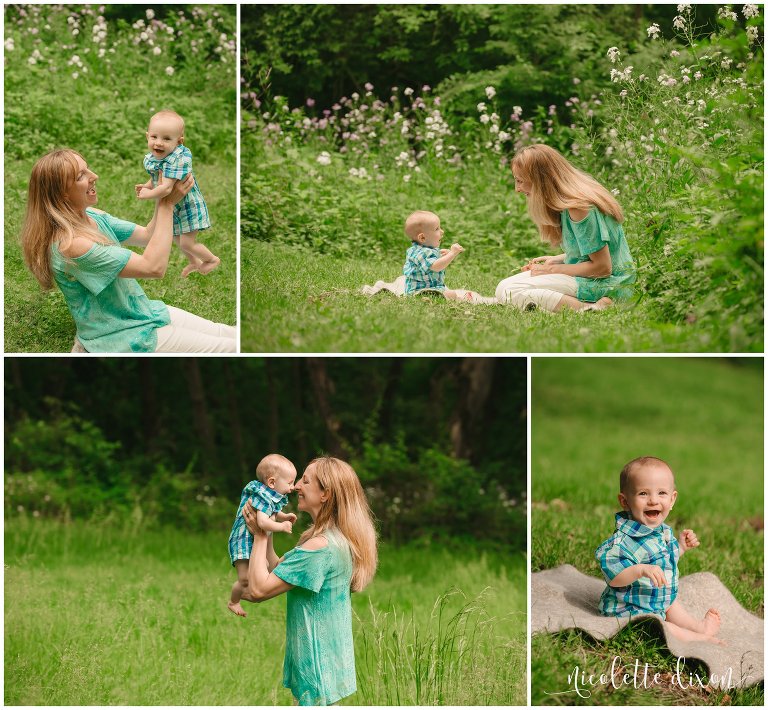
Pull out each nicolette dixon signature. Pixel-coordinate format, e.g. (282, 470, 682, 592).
(544, 656, 736, 698)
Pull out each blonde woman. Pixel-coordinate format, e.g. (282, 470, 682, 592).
(495, 144, 636, 312)
(20, 149, 235, 352)
(242, 457, 378, 706)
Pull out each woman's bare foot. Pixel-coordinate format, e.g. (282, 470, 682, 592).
(195, 256, 220, 276)
(228, 601, 247, 617)
(701, 608, 722, 636)
(581, 297, 613, 312)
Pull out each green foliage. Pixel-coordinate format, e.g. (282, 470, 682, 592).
(354, 437, 525, 548)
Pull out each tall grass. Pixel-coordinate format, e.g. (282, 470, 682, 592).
(4, 518, 526, 705)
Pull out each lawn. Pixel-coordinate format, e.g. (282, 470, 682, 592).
(241, 242, 723, 354)
(530, 357, 764, 705)
(4, 519, 526, 705)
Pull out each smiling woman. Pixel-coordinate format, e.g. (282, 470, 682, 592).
(20, 149, 236, 353)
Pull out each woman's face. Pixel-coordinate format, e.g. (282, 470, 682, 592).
(512, 169, 532, 197)
(294, 464, 328, 520)
(65, 155, 99, 212)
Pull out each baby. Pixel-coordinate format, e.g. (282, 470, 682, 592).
(136, 109, 220, 277)
(595, 456, 724, 644)
(227, 453, 297, 617)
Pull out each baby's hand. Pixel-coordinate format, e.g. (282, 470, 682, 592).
(679, 529, 699, 552)
(638, 564, 667, 587)
(284, 512, 298, 523)
(135, 184, 147, 198)
(279, 520, 293, 534)
(440, 248, 450, 256)
(449, 243, 464, 254)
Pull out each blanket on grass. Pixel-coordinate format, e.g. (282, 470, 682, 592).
(532, 564, 763, 689)
(361, 275, 497, 303)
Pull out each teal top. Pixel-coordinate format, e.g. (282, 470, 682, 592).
(273, 528, 356, 706)
(561, 207, 636, 302)
(50, 209, 170, 353)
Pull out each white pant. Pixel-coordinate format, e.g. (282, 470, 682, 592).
(155, 305, 237, 352)
(495, 272, 578, 312)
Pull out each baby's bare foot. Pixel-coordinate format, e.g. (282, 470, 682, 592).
(702, 608, 721, 636)
(227, 601, 247, 617)
(196, 256, 221, 275)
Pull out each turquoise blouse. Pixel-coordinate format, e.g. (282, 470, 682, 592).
(50, 209, 170, 353)
(561, 207, 636, 302)
(273, 529, 356, 706)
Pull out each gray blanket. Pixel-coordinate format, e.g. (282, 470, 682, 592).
(532, 564, 763, 689)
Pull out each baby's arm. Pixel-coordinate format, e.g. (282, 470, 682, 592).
(275, 511, 297, 523)
(256, 509, 292, 533)
(135, 179, 153, 198)
(430, 243, 464, 272)
(137, 175, 177, 200)
(677, 529, 699, 555)
(610, 563, 667, 588)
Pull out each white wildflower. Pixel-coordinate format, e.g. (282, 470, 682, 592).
(677, 3, 692, 12)
(485, 85, 496, 100)
(717, 7, 738, 21)
(647, 23, 661, 38)
(670, 50, 680, 57)
(479, 114, 490, 124)
(403, 87, 414, 96)
(146, 9, 155, 20)
(607, 46, 620, 63)
(476, 102, 487, 112)
(152, 46, 161, 55)
(673, 15, 686, 30)
(316, 151, 331, 166)
(742, 4, 760, 19)
(165, 66, 174, 76)
(746, 25, 759, 43)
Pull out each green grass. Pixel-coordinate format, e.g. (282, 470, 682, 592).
(4, 519, 526, 705)
(531, 357, 764, 705)
(241, 242, 724, 353)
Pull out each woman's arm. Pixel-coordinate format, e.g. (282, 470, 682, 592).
(125, 174, 194, 246)
(242, 518, 294, 602)
(531, 245, 612, 278)
(118, 199, 175, 278)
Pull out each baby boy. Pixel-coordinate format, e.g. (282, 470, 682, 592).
(595, 456, 724, 644)
(402, 210, 495, 303)
(227, 453, 297, 617)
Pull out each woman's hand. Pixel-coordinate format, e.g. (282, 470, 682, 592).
(160, 173, 194, 206)
(242, 500, 268, 537)
(530, 262, 559, 276)
(522, 255, 553, 272)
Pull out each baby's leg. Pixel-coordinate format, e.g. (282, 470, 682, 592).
(174, 234, 203, 269)
(665, 601, 724, 644)
(228, 559, 250, 617)
(180, 231, 220, 277)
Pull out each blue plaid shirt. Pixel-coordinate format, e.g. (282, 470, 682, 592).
(143, 144, 211, 237)
(228, 480, 288, 565)
(403, 243, 446, 294)
(595, 511, 680, 618)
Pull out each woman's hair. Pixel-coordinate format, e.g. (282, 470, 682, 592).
(21, 149, 110, 289)
(300, 456, 378, 592)
(511, 144, 624, 247)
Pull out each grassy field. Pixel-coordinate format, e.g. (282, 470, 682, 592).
(4, 519, 526, 705)
(241, 242, 716, 354)
(3, 5, 237, 353)
(530, 357, 764, 705)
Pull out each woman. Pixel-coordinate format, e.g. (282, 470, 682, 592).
(242, 456, 378, 706)
(21, 149, 236, 352)
(495, 144, 636, 312)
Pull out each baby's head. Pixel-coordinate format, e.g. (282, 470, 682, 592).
(618, 456, 677, 528)
(405, 210, 443, 248)
(256, 454, 296, 496)
(146, 109, 185, 159)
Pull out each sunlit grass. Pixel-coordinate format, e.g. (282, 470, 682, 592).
(4, 519, 526, 705)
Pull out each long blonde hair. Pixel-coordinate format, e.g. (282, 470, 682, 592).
(512, 144, 623, 247)
(299, 456, 378, 592)
(21, 149, 109, 289)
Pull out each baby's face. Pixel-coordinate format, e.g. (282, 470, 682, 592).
(420, 215, 444, 248)
(618, 463, 677, 528)
(146, 116, 183, 159)
(269, 468, 297, 496)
